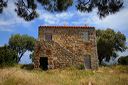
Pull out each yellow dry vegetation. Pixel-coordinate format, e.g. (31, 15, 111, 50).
(0, 65, 128, 85)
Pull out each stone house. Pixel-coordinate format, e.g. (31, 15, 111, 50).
(34, 26, 99, 70)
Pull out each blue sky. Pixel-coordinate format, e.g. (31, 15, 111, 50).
(0, 0, 128, 64)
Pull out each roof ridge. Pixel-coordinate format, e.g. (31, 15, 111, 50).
(39, 26, 95, 29)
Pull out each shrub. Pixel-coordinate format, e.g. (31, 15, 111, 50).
(76, 64, 85, 70)
(21, 64, 34, 70)
(0, 45, 17, 67)
(118, 56, 128, 65)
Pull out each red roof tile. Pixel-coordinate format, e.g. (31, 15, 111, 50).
(39, 26, 95, 29)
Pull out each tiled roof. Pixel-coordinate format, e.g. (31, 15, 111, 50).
(39, 26, 95, 29)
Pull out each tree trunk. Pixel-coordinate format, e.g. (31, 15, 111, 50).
(18, 53, 24, 63)
(98, 55, 104, 65)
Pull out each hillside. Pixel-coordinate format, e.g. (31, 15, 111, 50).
(0, 65, 128, 85)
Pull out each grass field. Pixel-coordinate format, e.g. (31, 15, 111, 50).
(0, 65, 128, 85)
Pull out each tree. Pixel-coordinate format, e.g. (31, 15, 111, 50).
(118, 56, 128, 65)
(9, 34, 36, 62)
(76, 0, 123, 18)
(96, 29, 126, 64)
(0, 45, 17, 67)
(0, 0, 124, 21)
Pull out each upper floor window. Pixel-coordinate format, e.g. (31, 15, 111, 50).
(44, 33, 52, 41)
(83, 32, 89, 41)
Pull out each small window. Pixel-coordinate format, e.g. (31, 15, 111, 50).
(44, 33, 52, 41)
(83, 32, 89, 41)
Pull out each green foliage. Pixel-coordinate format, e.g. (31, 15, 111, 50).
(76, 0, 123, 18)
(0, 0, 124, 21)
(15, 0, 39, 21)
(76, 64, 85, 70)
(29, 52, 34, 62)
(0, 0, 7, 13)
(118, 56, 128, 65)
(0, 45, 17, 67)
(37, 0, 73, 12)
(9, 34, 36, 62)
(96, 29, 126, 64)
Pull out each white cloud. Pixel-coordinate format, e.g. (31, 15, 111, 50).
(0, 27, 13, 32)
(37, 5, 128, 34)
(0, 0, 33, 32)
(55, 12, 74, 19)
(83, 1, 128, 34)
(0, 0, 128, 33)
(37, 9, 95, 25)
(37, 9, 75, 25)
(87, 8, 128, 31)
(0, 44, 3, 47)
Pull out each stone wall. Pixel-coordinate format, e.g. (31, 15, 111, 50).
(34, 26, 99, 69)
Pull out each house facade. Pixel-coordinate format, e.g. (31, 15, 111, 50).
(34, 26, 99, 70)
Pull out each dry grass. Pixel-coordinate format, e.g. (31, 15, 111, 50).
(0, 65, 128, 85)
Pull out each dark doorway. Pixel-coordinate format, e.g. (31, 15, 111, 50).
(84, 55, 91, 69)
(39, 57, 48, 70)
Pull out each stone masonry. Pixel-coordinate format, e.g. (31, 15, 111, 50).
(34, 26, 99, 70)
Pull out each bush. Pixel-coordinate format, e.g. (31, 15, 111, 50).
(0, 45, 17, 67)
(21, 64, 34, 70)
(118, 56, 128, 65)
(76, 64, 85, 70)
